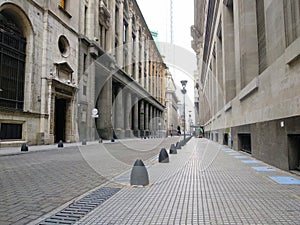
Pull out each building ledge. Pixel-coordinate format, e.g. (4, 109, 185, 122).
(224, 102, 232, 112)
(285, 37, 300, 65)
(239, 77, 259, 101)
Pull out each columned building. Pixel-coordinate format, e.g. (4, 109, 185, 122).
(192, 0, 300, 171)
(79, 0, 166, 140)
(165, 71, 179, 136)
(0, 0, 166, 146)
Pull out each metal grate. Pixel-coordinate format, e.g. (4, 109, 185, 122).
(39, 187, 121, 225)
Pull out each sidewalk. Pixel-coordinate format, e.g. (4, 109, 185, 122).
(70, 138, 300, 224)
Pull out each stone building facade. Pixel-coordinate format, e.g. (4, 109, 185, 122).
(0, 0, 167, 146)
(192, 0, 300, 171)
(165, 71, 179, 136)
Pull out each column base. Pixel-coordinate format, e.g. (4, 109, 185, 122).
(133, 129, 139, 137)
(115, 129, 125, 139)
(97, 128, 113, 140)
(125, 129, 133, 138)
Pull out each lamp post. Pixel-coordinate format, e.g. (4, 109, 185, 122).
(180, 80, 187, 140)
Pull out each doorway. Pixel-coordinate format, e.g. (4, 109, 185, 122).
(238, 133, 251, 154)
(288, 135, 300, 171)
(55, 97, 67, 142)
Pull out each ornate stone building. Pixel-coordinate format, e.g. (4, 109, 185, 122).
(0, 0, 167, 146)
(165, 71, 179, 136)
(192, 0, 300, 171)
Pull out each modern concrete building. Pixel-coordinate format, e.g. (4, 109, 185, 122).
(0, 0, 167, 146)
(192, 0, 300, 171)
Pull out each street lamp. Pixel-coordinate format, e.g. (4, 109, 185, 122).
(180, 80, 187, 140)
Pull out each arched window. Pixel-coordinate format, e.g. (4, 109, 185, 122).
(0, 12, 26, 110)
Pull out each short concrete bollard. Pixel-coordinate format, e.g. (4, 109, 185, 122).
(130, 159, 149, 186)
(21, 143, 28, 152)
(169, 144, 177, 154)
(58, 140, 64, 148)
(82, 139, 87, 145)
(158, 148, 169, 163)
(99, 138, 102, 143)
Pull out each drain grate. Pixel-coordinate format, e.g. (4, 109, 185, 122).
(39, 187, 121, 225)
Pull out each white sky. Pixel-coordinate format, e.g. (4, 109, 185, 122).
(136, 0, 196, 122)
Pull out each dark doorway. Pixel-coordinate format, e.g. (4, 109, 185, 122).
(223, 133, 228, 145)
(238, 133, 251, 154)
(55, 97, 67, 143)
(288, 135, 300, 171)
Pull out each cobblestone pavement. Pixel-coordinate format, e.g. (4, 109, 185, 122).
(76, 138, 300, 225)
(0, 137, 179, 225)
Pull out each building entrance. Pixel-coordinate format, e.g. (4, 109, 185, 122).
(55, 97, 67, 143)
(288, 135, 300, 171)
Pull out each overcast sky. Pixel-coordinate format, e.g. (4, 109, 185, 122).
(136, 0, 196, 121)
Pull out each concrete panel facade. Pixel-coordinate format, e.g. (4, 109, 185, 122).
(192, 0, 300, 171)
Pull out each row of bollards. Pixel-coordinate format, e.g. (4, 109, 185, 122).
(20, 138, 104, 152)
(130, 136, 193, 186)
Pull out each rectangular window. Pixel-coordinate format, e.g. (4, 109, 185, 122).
(60, 0, 66, 9)
(83, 85, 87, 96)
(84, 6, 88, 35)
(83, 54, 87, 73)
(256, 0, 267, 73)
(0, 123, 22, 139)
(123, 23, 128, 44)
(284, 0, 300, 46)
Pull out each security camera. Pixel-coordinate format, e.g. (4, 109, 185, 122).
(94, 37, 99, 42)
(67, 80, 71, 84)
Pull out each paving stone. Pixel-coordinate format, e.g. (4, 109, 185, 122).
(75, 138, 300, 224)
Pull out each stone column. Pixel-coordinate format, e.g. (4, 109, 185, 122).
(149, 104, 153, 135)
(97, 77, 113, 140)
(153, 61, 157, 98)
(140, 31, 145, 88)
(216, 37, 223, 111)
(125, 91, 132, 137)
(115, 85, 124, 138)
(233, 0, 259, 92)
(145, 41, 150, 92)
(117, 0, 124, 67)
(127, 8, 133, 76)
(133, 95, 139, 136)
(139, 100, 145, 137)
(222, 3, 236, 104)
(134, 23, 140, 81)
(144, 102, 149, 136)
(107, 0, 116, 55)
(153, 108, 157, 135)
(149, 53, 153, 95)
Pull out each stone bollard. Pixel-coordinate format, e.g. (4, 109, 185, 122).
(21, 143, 28, 152)
(82, 139, 87, 145)
(99, 138, 102, 143)
(158, 148, 169, 163)
(130, 159, 149, 186)
(58, 140, 64, 148)
(169, 144, 177, 154)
